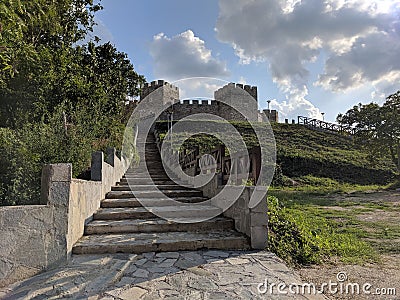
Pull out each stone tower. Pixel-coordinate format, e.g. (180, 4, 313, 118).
(138, 80, 180, 118)
(261, 109, 279, 123)
(214, 83, 259, 122)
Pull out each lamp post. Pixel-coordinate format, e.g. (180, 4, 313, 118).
(267, 100, 272, 110)
(321, 112, 325, 121)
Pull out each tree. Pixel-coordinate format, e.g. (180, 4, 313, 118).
(337, 92, 400, 173)
(0, 1, 146, 205)
(0, 0, 103, 127)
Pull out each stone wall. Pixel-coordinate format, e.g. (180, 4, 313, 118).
(0, 205, 62, 288)
(158, 100, 250, 122)
(0, 149, 129, 288)
(220, 186, 268, 249)
(140, 81, 268, 123)
(214, 83, 259, 122)
(260, 109, 279, 123)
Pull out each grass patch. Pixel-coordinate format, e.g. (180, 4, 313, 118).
(267, 196, 377, 266)
(268, 185, 400, 265)
(272, 175, 384, 194)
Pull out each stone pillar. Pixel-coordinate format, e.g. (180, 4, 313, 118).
(91, 151, 104, 181)
(249, 187, 268, 249)
(40, 163, 72, 266)
(107, 147, 117, 167)
(41, 164, 72, 206)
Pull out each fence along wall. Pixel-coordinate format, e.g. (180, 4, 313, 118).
(0, 148, 129, 288)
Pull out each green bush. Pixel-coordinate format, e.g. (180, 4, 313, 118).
(0, 104, 128, 206)
(267, 196, 315, 265)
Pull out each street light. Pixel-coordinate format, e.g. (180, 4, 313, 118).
(321, 112, 325, 121)
(267, 100, 272, 110)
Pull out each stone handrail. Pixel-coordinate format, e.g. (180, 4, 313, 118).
(178, 144, 262, 186)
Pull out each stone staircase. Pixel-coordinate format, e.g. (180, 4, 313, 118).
(72, 134, 249, 254)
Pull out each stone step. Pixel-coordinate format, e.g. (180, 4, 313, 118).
(93, 205, 221, 220)
(124, 174, 171, 179)
(72, 231, 249, 254)
(106, 190, 202, 199)
(126, 166, 165, 171)
(127, 165, 163, 170)
(137, 149, 159, 152)
(101, 197, 209, 208)
(136, 140, 156, 144)
(84, 217, 234, 235)
(126, 169, 167, 175)
(122, 177, 173, 182)
(118, 179, 175, 185)
(130, 162, 163, 167)
(111, 185, 188, 192)
(120, 175, 176, 184)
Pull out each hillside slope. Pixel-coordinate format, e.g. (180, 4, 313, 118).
(272, 124, 395, 185)
(155, 121, 397, 185)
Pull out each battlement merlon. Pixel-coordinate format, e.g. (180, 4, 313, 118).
(140, 80, 180, 101)
(214, 83, 258, 102)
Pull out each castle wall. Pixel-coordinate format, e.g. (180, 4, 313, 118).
(214, 83, 259, 122)
(159, 100, 249, 122)
(260, 109, 279, 123)
(139, 80, 179, 119)
(139, 80, 278, 123)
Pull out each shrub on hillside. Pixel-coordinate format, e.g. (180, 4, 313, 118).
(0, 105, 127, 206)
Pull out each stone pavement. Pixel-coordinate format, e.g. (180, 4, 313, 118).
(0, 250, 326, 300)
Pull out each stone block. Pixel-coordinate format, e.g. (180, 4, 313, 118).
(250, 212, 268, 226)
(107, 148, 116, 167)
(41, 164, 72, 204)
(250, 226, 268, 250)
(250, 198, 267, 213)
(48, 182, 70, 207)
(91, 152, 104, 181)
(49, 164, 72, 182)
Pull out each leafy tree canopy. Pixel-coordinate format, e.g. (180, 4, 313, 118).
(337, 91, 400, 173)
(0, 0, 145, 205)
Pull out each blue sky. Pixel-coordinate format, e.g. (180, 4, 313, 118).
(94, 0, 400, 122)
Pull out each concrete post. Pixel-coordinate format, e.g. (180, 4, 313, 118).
(41, 164, 72, 206)
(40, 163, 72, 267)
(106, 148, 116, 167)
(91, 151, 104, 181)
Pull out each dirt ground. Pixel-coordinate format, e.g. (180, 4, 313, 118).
(298, 191, 400, 300)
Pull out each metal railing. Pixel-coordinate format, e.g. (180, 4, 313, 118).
(297, 116, 356, 135)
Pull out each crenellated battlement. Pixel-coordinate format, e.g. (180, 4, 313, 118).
(139, 79, 278, 123)
(181, 99, 216, 105)
(140, 80, 179, 100)
(215, 83, 258, 102)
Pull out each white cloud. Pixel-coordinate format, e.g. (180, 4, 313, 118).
(174, 78, 227, 100)
(270, 86, 322, 120)
(150, 30, 230, 80)
(216, 0, 400, 118)
(317, 31, 400, 91)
